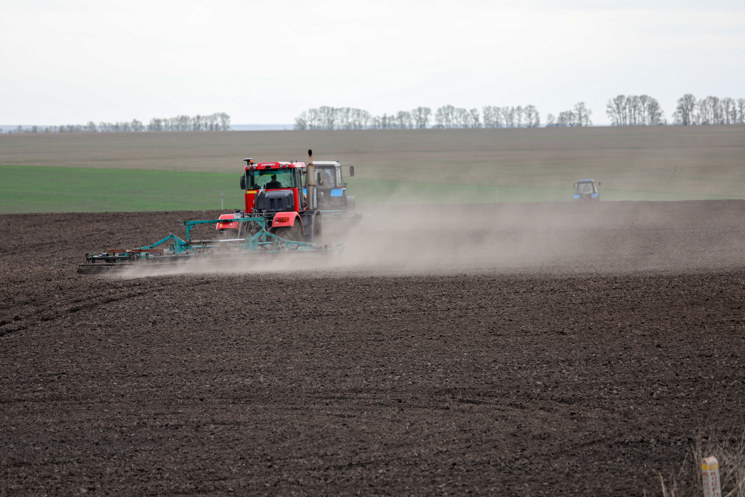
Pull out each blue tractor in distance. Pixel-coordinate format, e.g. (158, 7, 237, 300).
(573, 179, 601, 200)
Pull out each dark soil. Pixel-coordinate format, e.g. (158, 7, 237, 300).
(2, 201, 744, 496)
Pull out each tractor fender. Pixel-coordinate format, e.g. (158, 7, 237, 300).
(216, 213, 239, 231)
(271, 211, 301, 229)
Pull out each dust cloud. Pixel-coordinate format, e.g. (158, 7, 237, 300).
(117, 200, 745, 279)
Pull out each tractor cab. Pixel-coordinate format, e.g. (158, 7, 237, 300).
(240, 159, 306, 214)
(573, 179, 601, 200)
(227, 152, 353, 242)
(305, 160, 355, 209)
(232, 157, 330, 243)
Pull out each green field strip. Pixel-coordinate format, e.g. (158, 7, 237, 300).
(0, 165, 242, 213)
(2, 164, 742, 214)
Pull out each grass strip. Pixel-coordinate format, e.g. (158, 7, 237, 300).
(0, 165, 243, 213)
(1, 164, 734, 214)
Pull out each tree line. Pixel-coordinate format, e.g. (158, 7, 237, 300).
(5, 94, 744, 134)
(4, 112, 231, 134)
(294, 102, 593, 130)
(294, 104, 551, 130)
(671, 94, 745, 126)
(295, 94, 745, 130)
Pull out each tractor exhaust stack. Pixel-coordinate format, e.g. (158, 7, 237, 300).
(307, 148, 317, 211)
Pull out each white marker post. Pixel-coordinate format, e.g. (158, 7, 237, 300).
(701, 456, 721, 497)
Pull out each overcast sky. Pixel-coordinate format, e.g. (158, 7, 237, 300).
(2, 0, 744, 126)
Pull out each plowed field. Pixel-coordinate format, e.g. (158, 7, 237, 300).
(2, 201, 745, 496)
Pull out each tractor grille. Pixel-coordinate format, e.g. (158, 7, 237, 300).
(255, 190, 294, 212)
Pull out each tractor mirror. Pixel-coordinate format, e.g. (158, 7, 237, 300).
(240, 175, 246, 189)
(349, 166, 355, 177)
(597, 181, 602, 187)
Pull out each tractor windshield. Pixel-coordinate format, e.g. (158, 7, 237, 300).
(316, 167, 336, 188)
(578, 182, 596, 194)
(248, 169, 295, 189)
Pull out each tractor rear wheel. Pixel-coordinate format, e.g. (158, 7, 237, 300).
(274, 221, 301, 242)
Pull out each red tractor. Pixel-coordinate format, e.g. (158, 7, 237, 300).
(78, 150, 347, 274)
(217, 149, 331, 242)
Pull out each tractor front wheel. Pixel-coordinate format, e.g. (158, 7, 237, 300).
(218, 228, 239, 239)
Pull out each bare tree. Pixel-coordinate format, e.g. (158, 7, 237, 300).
(573, 102, 592, 127)
(514, 106, 524, 128)
(501, 107, 515, 127)
(646, 98, 664, 125)
(395, 111, 412, 129)
(147, 117, 163, 132)
(636, 95, 650, 124)
(698, 96, 720, 125)
(469, 108, 481, 128)
(556, 110, 577, 127)
(626, 96, 640, 125)
(336, 107, 351, 129)
(294, 113, 308, 130)
(435, 105, 456, 128)
(354, 108, 372, 129)
(521, 105, 538, 127)
(673, 94, 697, 125)
(411, 107, 431, 128)
(606, 95, 627, 126)
(720, 97, 736, 124)
(317, 106, 335, 130)
(482, 106, 498, 128)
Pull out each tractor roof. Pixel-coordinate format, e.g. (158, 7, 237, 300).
(243, 160, 306, 170)
(311, 161, 341, 166)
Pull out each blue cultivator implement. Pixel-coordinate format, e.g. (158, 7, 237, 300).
(77, 215, 340, 274)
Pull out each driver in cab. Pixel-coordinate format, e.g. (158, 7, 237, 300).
(266, 174, 282, 189)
